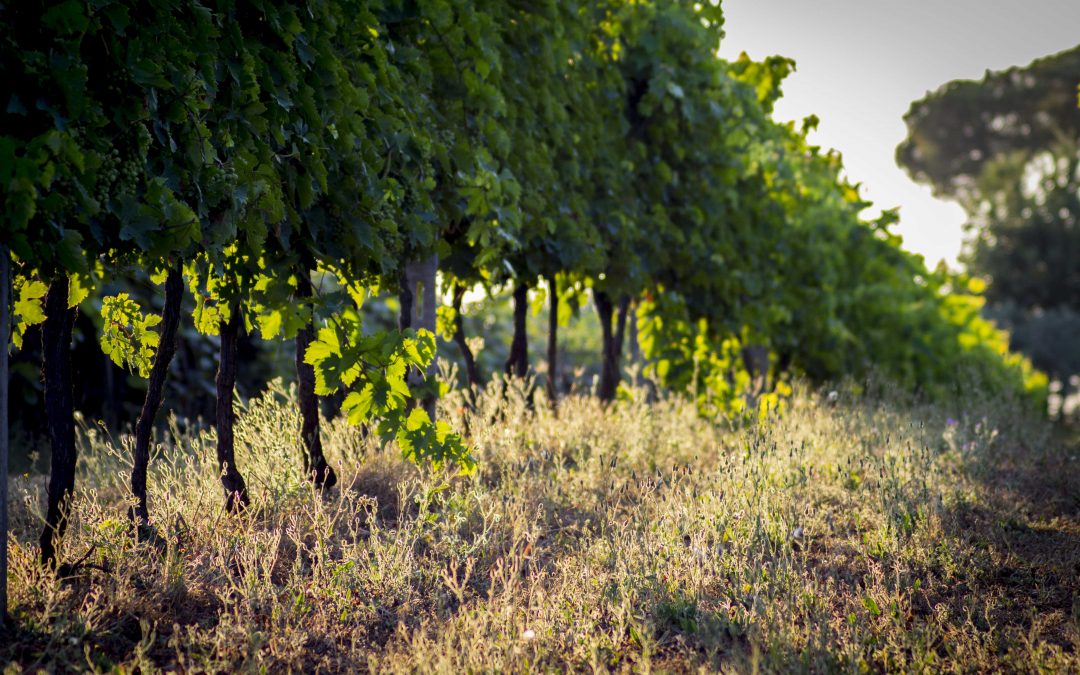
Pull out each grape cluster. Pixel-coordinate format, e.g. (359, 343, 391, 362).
(116, 155, 142, 198)
(93, 137, 146, 208)
(135, 123, 152, 156)
(205, 165, 239, 207)
(94, 147, 121, 207)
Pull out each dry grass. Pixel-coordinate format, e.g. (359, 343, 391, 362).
(2, 375, 1078, 673)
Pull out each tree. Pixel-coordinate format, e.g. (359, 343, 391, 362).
(0, 0, 157, 568)
(377, 0, 523, 410)
(897, 45, 1080, 204)
(897, 44, 1080, 308)
(898, 44, 1080, 395)
(591, 0, 744, 403)
(963, 152, 1080, 311)
(492, 0, 605, 393)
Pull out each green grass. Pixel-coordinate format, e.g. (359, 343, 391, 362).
(2, 376, 1078, 673)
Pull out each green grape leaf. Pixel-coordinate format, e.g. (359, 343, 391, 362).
(436, 305, 457, 342)
(256, 308, 283, 339)
(304, 323, 354, 394)
(12, 277, 48, 349)
(100, 293, 161, 377)
(395, 408, 475, 475)
(67, 272, 92, 309)
(342, 384, 375, 425)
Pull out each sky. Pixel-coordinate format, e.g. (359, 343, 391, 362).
(716, 0, 1080, 268)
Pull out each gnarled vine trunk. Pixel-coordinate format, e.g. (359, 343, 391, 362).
(627, 298, 640, 386)
(39, 276, 77, 569)
(216, 309, 249, 511)
(741, 344, 770, 402)
(1, 246, 10, 617)
(451, 284, 481, 391)
(504, 283, 529, 379)
(546, 275, 559, 408)
(296, 269, 336, 488)
(400, 255, 439, 420)
(777, 351, 793, 388)
(130, 262, 184, 526)
(398, 266, 414, 332)
(595, 290, 630, 403)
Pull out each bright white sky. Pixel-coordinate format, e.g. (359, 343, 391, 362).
(716, 0, 1080, 268)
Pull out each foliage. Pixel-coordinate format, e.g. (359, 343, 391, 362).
(11, 277, 48, 350)
(897, 44, 1080, 201)
(305, 309, 474, 472)
(962, 152, 1080, 311)
(637, 290, 783, 420)
(897, 44, 1079, 396)
(99, 294, 161, 377)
